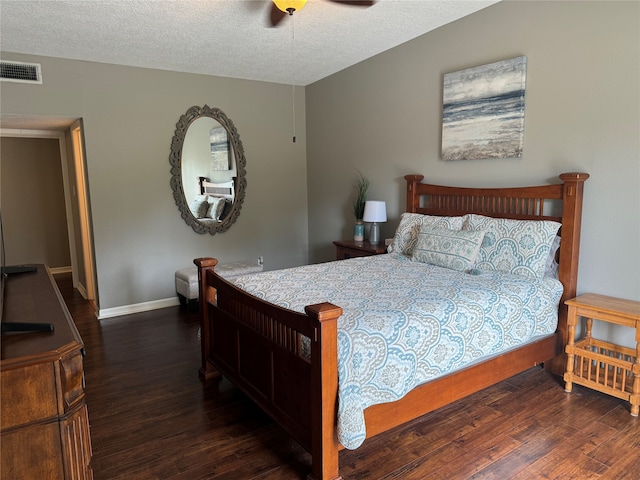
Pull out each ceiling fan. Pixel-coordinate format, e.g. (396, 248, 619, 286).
(269, 0, 375, 27)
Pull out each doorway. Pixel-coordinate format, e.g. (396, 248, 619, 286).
(0, 122, 97, 304)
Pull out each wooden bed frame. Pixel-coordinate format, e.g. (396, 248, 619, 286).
(195, 172, 589, 480)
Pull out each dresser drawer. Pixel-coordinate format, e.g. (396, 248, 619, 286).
(334, 240, 387, 260)
(1, 362, 58, 430)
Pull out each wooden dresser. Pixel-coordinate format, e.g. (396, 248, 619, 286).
(1, 265, 93, 479)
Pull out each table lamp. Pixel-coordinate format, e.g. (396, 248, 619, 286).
(363, 200, 387, 245)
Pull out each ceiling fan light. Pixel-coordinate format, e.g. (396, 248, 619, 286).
(273, 0, 307, 14)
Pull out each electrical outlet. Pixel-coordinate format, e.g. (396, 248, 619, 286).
(258, 256, 264, 266)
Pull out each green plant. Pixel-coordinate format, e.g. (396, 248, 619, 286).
(352, 171, 369, 220)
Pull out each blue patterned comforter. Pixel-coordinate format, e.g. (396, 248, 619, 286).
(230, 253, 563, 449)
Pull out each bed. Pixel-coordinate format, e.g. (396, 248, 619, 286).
(195, 172, 589, 480)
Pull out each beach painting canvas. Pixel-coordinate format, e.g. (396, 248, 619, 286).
(209, 126, 231, 171)
(442, 56, 527, 161)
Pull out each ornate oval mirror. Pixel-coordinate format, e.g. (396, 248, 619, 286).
(170, 105, 246, 234)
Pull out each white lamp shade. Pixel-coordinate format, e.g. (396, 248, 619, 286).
(362, 201, 387, 223)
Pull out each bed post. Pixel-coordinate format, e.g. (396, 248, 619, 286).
(405, 174, 425, 213)
(305, 302, 344, 480)
(549, 172, 589, 375)
(194, 257, 222, 381)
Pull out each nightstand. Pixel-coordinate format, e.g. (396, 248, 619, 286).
(333, 240, 387, 260)
(564, 293, 640, 416)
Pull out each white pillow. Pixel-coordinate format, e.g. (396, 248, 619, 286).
(387, 213, 466, 256)
(206, 196, 227, 221)
(412, 225, 485, 272)
(463, 214, 561, 279)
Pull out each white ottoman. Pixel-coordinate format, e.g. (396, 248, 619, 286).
(175, 261, 263, 308)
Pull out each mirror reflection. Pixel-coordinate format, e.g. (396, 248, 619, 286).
(170, 105, 246, 234)
(182, 117, 235, 224)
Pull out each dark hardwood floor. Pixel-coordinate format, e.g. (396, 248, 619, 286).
(55, 273, 640, 480)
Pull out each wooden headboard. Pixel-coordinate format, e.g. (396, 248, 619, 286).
(404, 172, 589, 373)
(198, 177, 235, 201)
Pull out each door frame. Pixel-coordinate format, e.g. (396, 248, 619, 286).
(70, 120, 96, 301)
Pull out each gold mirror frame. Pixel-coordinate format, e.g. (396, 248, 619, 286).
(169, 105, 247, 234)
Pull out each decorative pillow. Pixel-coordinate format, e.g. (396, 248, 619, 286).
(206, 196, 227, 221)
(216, 198, 228, 221)
(544, 234, 561, 278)
(189, 195, 209, 219)
(387, 213, 466, 256)
(463, 214, 561, 279)
(411, 226, 485, 272)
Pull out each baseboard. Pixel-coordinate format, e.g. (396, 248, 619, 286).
(50, 266, 73, 275)
(98, 296, 181, 320)
(77, 283, 89, 299)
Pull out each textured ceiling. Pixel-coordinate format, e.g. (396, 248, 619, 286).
(0, 0, 499, 86)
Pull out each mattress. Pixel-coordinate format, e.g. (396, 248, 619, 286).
(231, 253, 563, 449)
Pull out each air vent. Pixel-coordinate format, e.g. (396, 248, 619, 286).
(0, 61, 42, 84)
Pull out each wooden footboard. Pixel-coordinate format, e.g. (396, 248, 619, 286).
(195, 257, 344, 480)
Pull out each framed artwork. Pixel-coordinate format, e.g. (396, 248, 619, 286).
(442, 56, 527, 161)
(209, 126, 231, 171)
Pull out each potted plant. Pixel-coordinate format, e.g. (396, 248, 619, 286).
(352, 171, 369, 242)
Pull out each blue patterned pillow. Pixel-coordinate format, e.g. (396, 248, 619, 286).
(463, 214, 561, 279)
(388, 213, 466, 256)
(411, 226, 486, 272)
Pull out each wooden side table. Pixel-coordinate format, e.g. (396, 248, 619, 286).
(333, 240, 387, 260)
(564, 293, 640, 416)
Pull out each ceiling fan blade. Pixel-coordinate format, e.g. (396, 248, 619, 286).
(268, 2, 288, 27)
(329, 0, 376, 6)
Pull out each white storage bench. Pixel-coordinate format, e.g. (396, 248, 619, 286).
(175, 261, 263, 308)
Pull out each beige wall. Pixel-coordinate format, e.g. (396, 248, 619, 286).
(0, 56, 308, 312)
(306, 1, 639, 346)
(1, 137, 71, 268)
